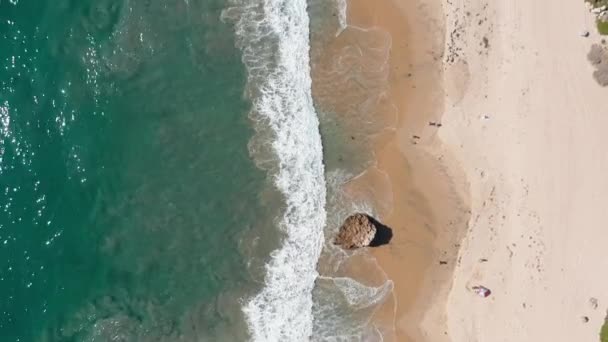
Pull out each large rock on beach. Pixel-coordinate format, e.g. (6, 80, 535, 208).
(333, 213, 379, 249)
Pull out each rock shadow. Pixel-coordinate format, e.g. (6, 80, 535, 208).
(368, 216, 393, 247)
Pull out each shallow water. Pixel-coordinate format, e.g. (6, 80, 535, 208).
(308, 1, 398, 340)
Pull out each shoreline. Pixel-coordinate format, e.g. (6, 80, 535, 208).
(315, 0, 608, 340)
(343, 0, 470, 341)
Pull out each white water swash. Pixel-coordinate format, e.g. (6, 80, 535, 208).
(223, 0, 394, 340)
(222, 0, 326, 340)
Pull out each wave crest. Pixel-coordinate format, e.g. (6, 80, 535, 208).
(222, 1, 327, 341)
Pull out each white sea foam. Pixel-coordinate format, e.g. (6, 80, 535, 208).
(333, 277, 393, 309)
(312, 274, 393, 341)
(222, 1, 327, 341)
(334, 0, 348, 36)
(0, 102, 10, 170)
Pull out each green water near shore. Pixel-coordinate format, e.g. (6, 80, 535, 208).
(0, 0, 266, 340)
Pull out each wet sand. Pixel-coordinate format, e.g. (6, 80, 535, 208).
(343, 0, 470, 341)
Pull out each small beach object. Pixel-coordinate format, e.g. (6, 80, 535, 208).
(580, 30, 590, 38)
(590, 297, 599, 310)
(472, 285, 492, 298)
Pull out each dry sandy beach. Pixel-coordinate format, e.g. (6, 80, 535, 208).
(442, 0, 608, 341)
(339, 0, 608, 340)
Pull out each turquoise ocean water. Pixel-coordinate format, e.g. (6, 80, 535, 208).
(0, 0, 269, 340)
(1, 0, 393, 341)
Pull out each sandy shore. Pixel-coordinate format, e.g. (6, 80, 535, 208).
(331, 0, 608, 340)
(440, 0, 608, 341)
(338, 0, 470, 341)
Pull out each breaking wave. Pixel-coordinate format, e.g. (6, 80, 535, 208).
(222, 1, 327, 340)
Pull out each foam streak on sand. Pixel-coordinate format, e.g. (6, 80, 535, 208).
(223, 1, 326, 341)
(335, 0, 348, 35)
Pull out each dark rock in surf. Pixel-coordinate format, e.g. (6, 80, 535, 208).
(333, 213, 392, 249)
